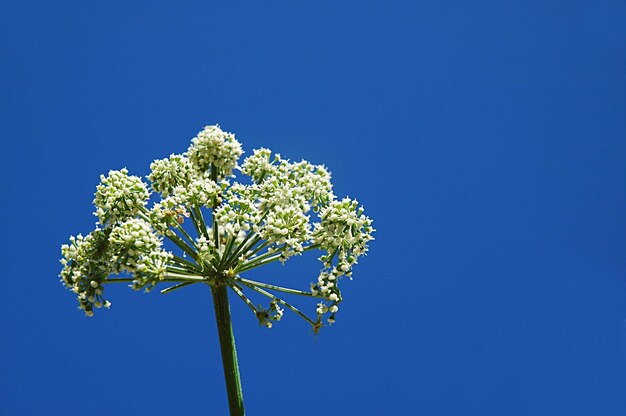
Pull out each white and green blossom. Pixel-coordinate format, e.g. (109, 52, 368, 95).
(148, 154, 193, 197)
(132, 249, 174, 291)
(109, 218, 163, 271)
(93, 168, 150, 225)
(60, 124, 373, 331)
(187, 125, 243, 178)
(148, 195, 188, 234)
(240, 148, 274, 183)
(175, 177, 220, 208)
(312, 197, 374, 277)
(60, 228, 115, 315)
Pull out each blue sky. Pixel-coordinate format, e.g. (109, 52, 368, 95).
(1, 1, 626, 415)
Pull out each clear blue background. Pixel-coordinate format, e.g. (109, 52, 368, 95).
(1, 1, 625, 415)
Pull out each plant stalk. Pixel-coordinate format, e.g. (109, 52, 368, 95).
(211, 284, 245, 416)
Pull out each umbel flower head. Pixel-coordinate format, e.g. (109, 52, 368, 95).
(59, 124, 374, 332)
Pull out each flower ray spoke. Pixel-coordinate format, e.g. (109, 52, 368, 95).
(234, 276, 323, 298)
(226, 281, 259, 315)
(242, 282, 317, 327)
(161, 281, 197, 294)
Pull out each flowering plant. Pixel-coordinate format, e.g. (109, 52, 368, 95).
(59, 125, 374, 415)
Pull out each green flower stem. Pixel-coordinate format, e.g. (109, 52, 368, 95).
(235, 244, 319, 274)
(219, 235, 237, 269)
(137, 207, 197, 256)
(235, 253, 282, 273)
(101, 276, 202, 293)
(188, 209, 201, 237)
(223, 212, 269, 268)
(210, 165, 220, 251)
(101, 278, 134, 284)
(166, 265, 203, 276)
(211, 284, 245, 416)
(243, 283, 317, 326)
(160, 281, 196, 294)
(171, 255, 204, 273)
(189, 208, 207, 241)
(192, 205, 210, 240)
(224, 233, 260, 269)
(239, 240, 270, 263)
(101, 275, 205, 284)
(234, 247, 284, 273)
(174, 223, 198, 249)
(166, 232, 199, 261)
(213, 221, 220, 251)
(325, 246, 339, 265)
(234, 276, 324, 298)
(163, 272, 206, 281)
(136, 209, 152, 223)
(227, 281, 259, 315)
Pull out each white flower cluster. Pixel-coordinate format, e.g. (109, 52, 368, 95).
(240, 148, 274, 183)
(261, 205, 310, 260)
(60, 217, 173, 314)
(311, 198, 374, 324)
(109, 218, 162, 269)
(147, 154, 193, 197)
(147, 128, 232, 216)
(242, 149, 334, 213)
(148, 195, 188, 234)
(313, 198, 374, 273)
(60, 124, 374, 329)
(107, 218, 172, 290)
(216, 149, 336, 263)
(93, 168, 150, 225)
(175, 177, 220, 208)
(131, 249, 173, 291)
(290, 160, 334, 211)
(187, 125, 243, 178)
(149, 154, 222, 208)
(214, 185, 259, 240)
(60, 229, 114, 315)
(311, 271, 342, 325)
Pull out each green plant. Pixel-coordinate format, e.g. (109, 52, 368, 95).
(59, 125, 374, 415)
